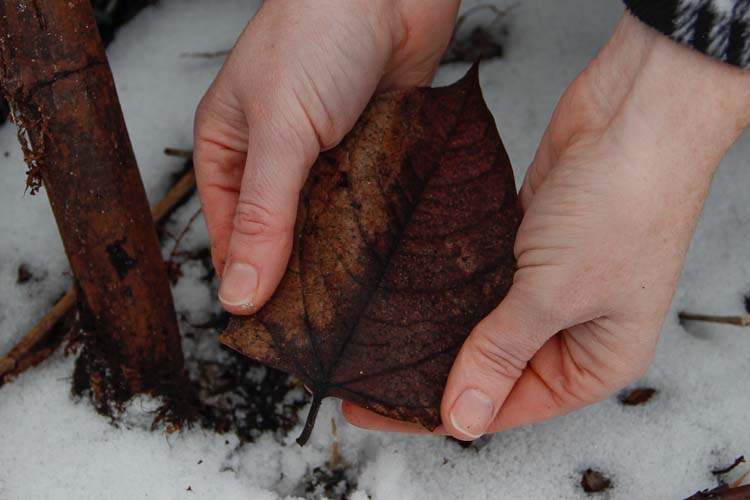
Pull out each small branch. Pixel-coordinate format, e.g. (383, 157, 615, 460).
(679, 312, 750, 327)
(151, 168, 196, 224)
(163, 147, 193, 159)
(166, 207, 203, 269)
(0, 290, 76, 378)
(180, 50, 230, 59)
(714, 456, 746, 476)
(0, 167, 197, 380)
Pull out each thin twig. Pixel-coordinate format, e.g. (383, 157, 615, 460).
(329, 417, 339, 470)
(152, 169, 196, 223)
(167, 207, 203, 269)
(679, 312, 750, 327)
(163, 147, 193, 159)
(714, 456, 746, 476)
(0, 167, 197, 379)
(180, 50, 230, 59)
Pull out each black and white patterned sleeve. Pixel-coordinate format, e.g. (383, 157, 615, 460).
(623, 0, 750, 68)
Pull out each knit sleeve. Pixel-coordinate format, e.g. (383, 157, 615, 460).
(623, 0, 750, 68)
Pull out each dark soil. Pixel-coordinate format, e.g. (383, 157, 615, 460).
(69, 306, 308, 442)
(294, 466, 356, 500)
(188, 321, 308, 442)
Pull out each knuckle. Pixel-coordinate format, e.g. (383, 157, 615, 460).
(555, 370, 601, 407)
(467, 332, 533, 383)
(232, 198, 290, 240)
(192, 136, 213, 165)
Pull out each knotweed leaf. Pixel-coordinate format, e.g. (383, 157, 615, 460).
(221, 64, 520, 445)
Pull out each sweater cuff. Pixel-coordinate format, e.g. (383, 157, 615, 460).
(623, 0, 750, 68)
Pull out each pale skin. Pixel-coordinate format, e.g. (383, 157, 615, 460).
(194, 0, 750, 440)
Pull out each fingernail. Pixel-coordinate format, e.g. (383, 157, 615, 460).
(218, 262, 258, 311)
(449, 389, 494, 439)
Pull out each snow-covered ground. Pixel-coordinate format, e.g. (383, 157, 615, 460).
(2, 1, 750, 499)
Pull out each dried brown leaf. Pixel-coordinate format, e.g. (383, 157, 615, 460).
(684, 484, 750, 499)
(620, 387, 657, 406)
(581, 468, 612, 494)
(221, 65, 520, 444)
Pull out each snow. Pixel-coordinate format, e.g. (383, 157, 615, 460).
(1, 0, 750, 499)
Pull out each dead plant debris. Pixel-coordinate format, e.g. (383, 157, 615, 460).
(16, 263, 33, 284)
(679, 312, 750, 328)
(294, 466, 356, 500)
(441, 4, 516, 64)
(619, 387, 657, 406)
(581, 468, 612, 494)
(713, 456, 746, 476)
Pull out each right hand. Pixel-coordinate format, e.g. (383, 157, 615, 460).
(343, 13, 750, 439)
(194, 0, 459, 314)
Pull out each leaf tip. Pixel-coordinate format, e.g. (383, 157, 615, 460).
(447, 60, 482, 97)
(464, 60, 481, 85)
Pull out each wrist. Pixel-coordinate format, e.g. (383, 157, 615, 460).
(594, 13, 750, 171)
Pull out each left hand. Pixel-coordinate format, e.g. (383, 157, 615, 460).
(193, 0, 458, 315)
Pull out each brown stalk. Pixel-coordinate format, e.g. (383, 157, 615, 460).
(679, 312, 750, 327)
(0, 166, 196, 380)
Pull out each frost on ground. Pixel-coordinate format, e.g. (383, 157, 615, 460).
(1, 0, 750, 499)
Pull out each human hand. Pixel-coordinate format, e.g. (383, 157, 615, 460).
(194, 0, 459, 313)
(343, 13, 750, 439)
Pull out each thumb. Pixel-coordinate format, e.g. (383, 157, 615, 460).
(218, 115, 319, 314)
(441, 287, 557, 440)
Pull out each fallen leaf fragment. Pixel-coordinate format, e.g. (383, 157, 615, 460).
(16, 263, 33, 284)
(441, 4, 511, 65)
(221, 64, 520, 445)
(619, 387, 657, 406)
(581, 468, 612, 493)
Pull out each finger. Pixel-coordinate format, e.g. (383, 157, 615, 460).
(218, 108, 320, 314)
(440, 287, 560, 440)
(193, 90, 250, 276)
(481, 336, 585, 432)
(341, 401, 445, 435)
(486, 322, 657, 433)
